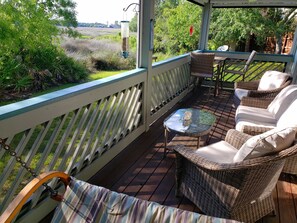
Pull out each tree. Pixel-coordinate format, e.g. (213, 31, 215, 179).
(129, 14, 138, 32)
(210, 8, 265, 51)
(210, 7, 297, 53)
(0, 0, 78, 53)
(261, 8, 297, 54)
(154, 0, 201, 55)
(0, 0, 86, 96)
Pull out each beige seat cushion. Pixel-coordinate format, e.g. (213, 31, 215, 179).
(233, 127, 296, 162)
(235, 105, 276, 123)
(195, 141, 238, 163)
(258, 71, 290, 91)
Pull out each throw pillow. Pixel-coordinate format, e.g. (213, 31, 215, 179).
(233, 127, 296, 162)
(258, 71, 290, 91)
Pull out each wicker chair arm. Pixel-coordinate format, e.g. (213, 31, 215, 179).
(235, 80, 259, 90)
(241, 125, 274, 136)
(225, 129, 252, 149)
(240, 97, 272, 108)
(247, 78, 291, 98)
(247, 90, 280, 98)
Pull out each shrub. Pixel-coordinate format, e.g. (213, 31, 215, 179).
(0, 46, 88, 94)
(0, 0, 84, 99)
(90, 51, 136, 71)
(29, 47, 88, 86)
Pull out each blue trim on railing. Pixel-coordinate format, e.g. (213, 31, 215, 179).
(0, 68, 146, 120)
(152, 54, 189, 68)
(203, 50, 294, 60)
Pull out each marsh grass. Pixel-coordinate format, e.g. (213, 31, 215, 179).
(60, 27, 137, 72)
(74, 27, 120, 37)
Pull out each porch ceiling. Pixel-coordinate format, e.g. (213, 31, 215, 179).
(188, 0, 297, 8)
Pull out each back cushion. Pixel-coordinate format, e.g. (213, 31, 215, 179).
(268, 84, 297, 119)
(233, 127, 296, 162)
(258, 71, 290, 91)
(277, 99, 297, 129)
(190, 52, 215, 75)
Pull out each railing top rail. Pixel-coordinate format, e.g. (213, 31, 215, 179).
(203, 50, 294, 63)
(0, 68, 147, 121)
(153, 54, 190, 68)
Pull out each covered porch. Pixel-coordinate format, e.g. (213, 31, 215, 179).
(36, 88, 297, 223)
(0, 0, 297, 222)
(87, 88, 297, 223)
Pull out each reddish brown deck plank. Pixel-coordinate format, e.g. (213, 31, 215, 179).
(136, 158, 174, 201)
(291, 177, 297, 218)
(277, 179, 297, 223)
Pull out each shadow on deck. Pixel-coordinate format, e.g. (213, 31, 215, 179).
(45, 87, 297, 222)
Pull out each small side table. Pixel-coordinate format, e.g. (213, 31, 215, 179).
(163, 108, 216, 157)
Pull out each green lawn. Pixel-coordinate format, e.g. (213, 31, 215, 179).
(89, 70, 127, 81)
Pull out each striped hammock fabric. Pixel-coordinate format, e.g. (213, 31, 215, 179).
(51, 177, 240, 223)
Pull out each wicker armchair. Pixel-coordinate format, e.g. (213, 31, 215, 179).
(236, 85, 297, 135)
(174, 129, 297, 223)
(236, 85, 297, 175)
(234, 71, 292, 107)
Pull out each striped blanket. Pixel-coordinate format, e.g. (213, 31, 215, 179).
(51, 177, 240, 223)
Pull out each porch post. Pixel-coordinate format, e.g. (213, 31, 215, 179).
(138, 0, 155, 131)
(289, 26, 297, 84)
(198, 2, 212, 50)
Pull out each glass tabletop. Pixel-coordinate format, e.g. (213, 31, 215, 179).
(163, 108, 216, 136)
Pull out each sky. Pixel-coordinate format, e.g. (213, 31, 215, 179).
(73, 0, 139, 24)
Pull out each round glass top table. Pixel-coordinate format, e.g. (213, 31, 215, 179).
(163, 108, 216, 157)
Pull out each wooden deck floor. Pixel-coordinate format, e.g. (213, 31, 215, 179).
(88, 88, 297, 223)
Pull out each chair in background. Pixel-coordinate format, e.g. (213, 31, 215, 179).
(217, 45, 229, 51)
(174, 128, 297, 222)
(190, 52, 216, 97)
(223, 50, 257, 81)
(233, 70, 292, 107)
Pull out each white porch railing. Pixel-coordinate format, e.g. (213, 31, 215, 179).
(0, 69, 148, 222)
(0, 51, 294, 222)
(150, 54, 192, 124)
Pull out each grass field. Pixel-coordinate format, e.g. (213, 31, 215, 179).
(89, 70, 128, 80)
(74, 27, 121, 37)
(60, 27, 136, 73)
